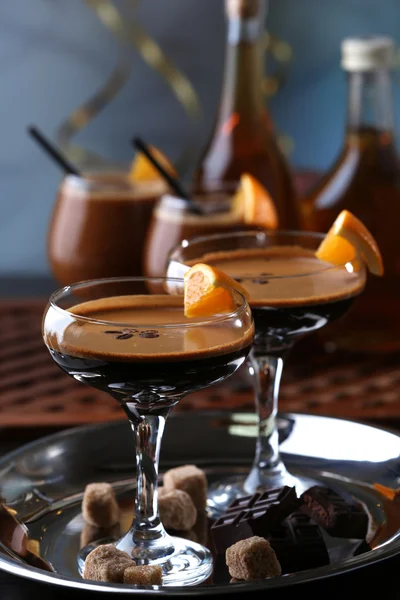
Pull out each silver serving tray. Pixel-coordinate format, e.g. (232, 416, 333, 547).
(0, 411, 399, 595)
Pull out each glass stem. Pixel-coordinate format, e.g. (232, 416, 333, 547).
(116, 405, 175, 562)
(244, 350, 291, 493)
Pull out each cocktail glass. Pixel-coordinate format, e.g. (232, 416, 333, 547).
(167, 230, 367, 515)
(48, 171, 167, 286)
(143, 181, 253, 280)
(42, 276, 253, 586)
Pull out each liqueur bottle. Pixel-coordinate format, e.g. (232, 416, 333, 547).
(302, 37, 400, 353)
(194, 0, 300, 229)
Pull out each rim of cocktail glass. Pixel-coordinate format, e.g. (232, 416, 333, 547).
(48, 276, 251, 329)
(153, 180, 245, 214)
(167, 229, 365, 279)
(61, 171, 168, 193)
(164, 180, 240, 194)
(61, 175, 240, 195)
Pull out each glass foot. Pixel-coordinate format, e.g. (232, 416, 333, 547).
(77, 535, 213, 587)
(207, 466, 317, 518)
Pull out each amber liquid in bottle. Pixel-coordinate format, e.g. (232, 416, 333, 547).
(302, 66, 400, 353)
(194, 0, 300, 229)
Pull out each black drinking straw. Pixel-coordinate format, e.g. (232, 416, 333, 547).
(132, 136, 202, 214)
(28, 125, 81, 176)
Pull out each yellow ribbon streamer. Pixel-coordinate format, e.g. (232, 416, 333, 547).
(85, 0, 201, 121)
(56, 0, 294, 169)
(56, 55, 132, 168)
(56, 0, 202, 171)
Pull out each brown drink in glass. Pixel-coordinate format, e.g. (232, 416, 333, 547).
(48, 171, 167, 286)
(167, 230, 369, 515)
(42, 276, 253, 585)
(144, 183, 254, 280)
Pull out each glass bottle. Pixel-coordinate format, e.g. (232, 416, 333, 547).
(194, 0, 300, 229)
(302, 36, 400, 353)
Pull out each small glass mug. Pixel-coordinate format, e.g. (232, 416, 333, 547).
(48, 171, 167, 286)
(143, 181, 253, 280)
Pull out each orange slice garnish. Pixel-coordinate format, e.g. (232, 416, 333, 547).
(233, 173, 279, 230)
(372, 483, 400, 501)
(316, 210, 384, 276)
(129, 145, 177, 182)
(183, 263, 249, 318)
(27, 539, 41, 557)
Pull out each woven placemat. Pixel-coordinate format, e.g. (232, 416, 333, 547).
(1, 299, 399, 428)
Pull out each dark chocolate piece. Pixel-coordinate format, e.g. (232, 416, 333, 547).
(211, 509, 253, 555)
(300, 486, 368, 539)
(267, 512, 330, 573)
(211, 486, 300, 554)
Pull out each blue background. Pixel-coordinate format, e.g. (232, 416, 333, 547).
(1, 0, 400, 276)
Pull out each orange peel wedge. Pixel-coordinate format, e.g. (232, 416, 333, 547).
(232, 173, 279, 230)
(372, 483, 400, 501)
(316, 210, 384, 276)
(129, 145, 177, 182)
(183, 263, 249, 318)
(27, 539, 41, 557)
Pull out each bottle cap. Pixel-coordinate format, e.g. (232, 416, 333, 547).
(341, 36, 395, 71)
(225, 0, 262, 19)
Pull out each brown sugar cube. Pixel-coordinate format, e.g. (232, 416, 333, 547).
(159, 489, 197, 531)
(225, 536, 282, 581)
(82, 483, 120, 528)
(82, 543, 134, 583)
(123, 565, 163, 585)
(163, 465, 207, 511)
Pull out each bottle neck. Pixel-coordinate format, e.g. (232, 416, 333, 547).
(346, 69, 395, 135)
(218, 4, 268, 126)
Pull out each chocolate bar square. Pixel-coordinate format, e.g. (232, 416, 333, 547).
(300, 486, 369, 539)
(211, 508, 253, 554)
(211, 486, 300, 554)
(267, 512, 330, 573)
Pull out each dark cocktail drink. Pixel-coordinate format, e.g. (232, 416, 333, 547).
(167, 231, 368, 514)
(42, 277, 253, 586)
(189, 246, 365, 353)
(46, 294, 253, 405)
